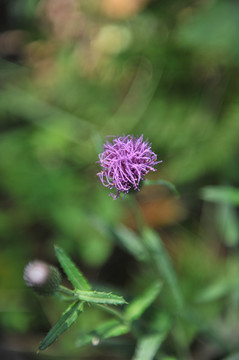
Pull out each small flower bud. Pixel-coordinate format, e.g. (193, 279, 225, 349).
(23, 260, 61, 296)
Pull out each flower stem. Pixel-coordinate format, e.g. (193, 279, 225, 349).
(128, 194, 184, 311)
(58, 285, 76, 297)
(127, 194, 144, 234)
(95, 304, 127, 324)
(128, 194, 190, 354)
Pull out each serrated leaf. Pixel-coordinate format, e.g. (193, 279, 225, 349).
(142, 228, 183, 310)
(39, 300, 83, 351)
(54, 245, 91, 290)
(144, 179, 179, 196)
(201, 186, 239, 206)
(132, 333, 167, 360)
(76, 319, 130, 347)
(113, 225, 147, 261)
(75, 290, 127, 305)
(125, 282, 162, 321)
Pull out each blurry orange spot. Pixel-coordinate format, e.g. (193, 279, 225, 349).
(125, 188, 187, 229)
(102, 0, 149, 19)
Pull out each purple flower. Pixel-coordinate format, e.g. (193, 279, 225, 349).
(97, 135, 162, 199)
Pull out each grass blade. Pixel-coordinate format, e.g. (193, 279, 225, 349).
(76, 319, 130, 347)
(201, 186, 239, 206)
(132, 333, 167, 360)
(125, 282, 162, 321)
(145, 179, 179, 196)
(113, 225, 147, 261)
(142, 228, 183, 310)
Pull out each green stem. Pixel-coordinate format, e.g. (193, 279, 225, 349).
(128, 195, 183, 308)
(127, 195, 144, 234)
(128, 195, 189, 352)
(95, 304, 127, 324)
(58, 285, 76, 297)
(58, 286, 126, 324)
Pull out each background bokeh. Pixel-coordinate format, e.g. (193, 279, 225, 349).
(0, 0, 239, 359)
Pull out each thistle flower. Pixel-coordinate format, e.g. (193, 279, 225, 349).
(97, 135, 162, 199)
(23, 260, 61, 296)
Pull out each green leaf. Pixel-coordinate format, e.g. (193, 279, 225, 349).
(76, 333, 93, 348)
(125, 282, 162, 321)
(76, 319, 130, 347)
(201, 186, 239, 206)
(144, 179, 179, 196)
(39, 300, 83, 351)
(142, 228, 183, 310)
(94, 319, 129, 339)
(75, 290, 127, 305)
(54, 245, 91, 290)
(113, 225, 147, 261)
(195, 279, 231, 303)
(103, 323, 129, 338)
(132, 333, 167, 360)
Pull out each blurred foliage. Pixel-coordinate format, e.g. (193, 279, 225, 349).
(0, 0, 239, 359)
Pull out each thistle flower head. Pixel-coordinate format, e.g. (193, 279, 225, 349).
(97, 135, 162, 199)
(23, 260, 61, 296)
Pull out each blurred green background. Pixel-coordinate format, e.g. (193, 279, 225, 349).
(0, 0, 239, 359)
